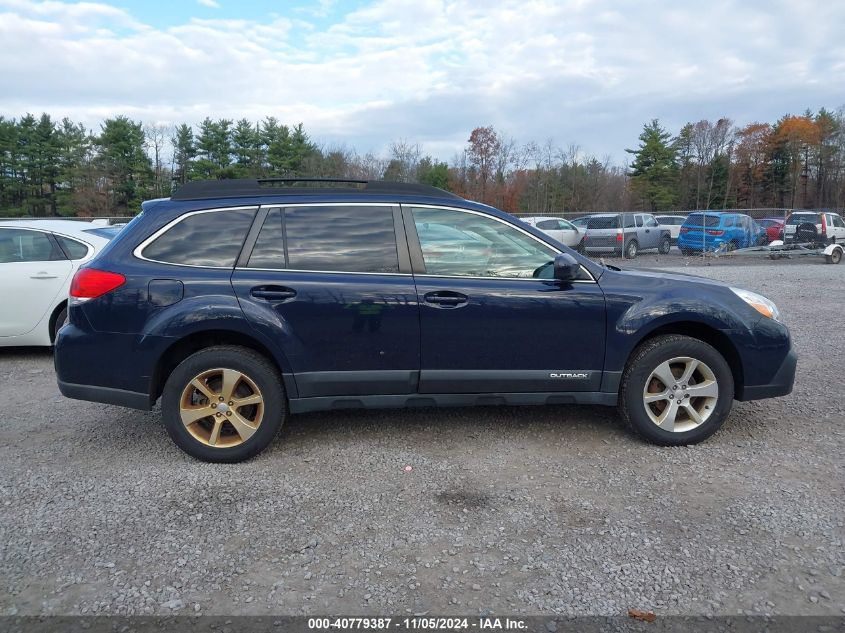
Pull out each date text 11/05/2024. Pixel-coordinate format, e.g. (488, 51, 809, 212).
(307, 617, 528, 630)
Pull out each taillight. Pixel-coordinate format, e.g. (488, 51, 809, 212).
(706, 230, 724, 236)
(679, 227, 690, 234)
(70, 268, 125, 300)
(616, 231, 624, 242)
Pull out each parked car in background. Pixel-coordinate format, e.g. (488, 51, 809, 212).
(678, 212, 765, 254)
(0, 220, 119, 346)
(758, 218, 785, 244)
(54, 179, 795, 462)
(654, 215, 687, 243)
(520, 216, 583, 249)
(570, 216, 589, 229)
(783, 211, 845, 246)
(582, 212, 671, 258)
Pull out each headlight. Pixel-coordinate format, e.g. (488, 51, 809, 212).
(730, 287, 782, 322)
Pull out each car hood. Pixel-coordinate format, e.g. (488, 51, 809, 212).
(605, 266, 728, 288)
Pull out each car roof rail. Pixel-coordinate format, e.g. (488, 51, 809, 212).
(170, 178, 462, 201)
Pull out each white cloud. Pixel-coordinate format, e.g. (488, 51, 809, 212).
(196, 0, 220, 8)
(0, 0, 843, 161)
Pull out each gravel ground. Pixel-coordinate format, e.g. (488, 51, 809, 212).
(1, 260, 843, 618)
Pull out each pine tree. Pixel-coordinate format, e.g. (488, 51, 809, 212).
(626, 119, 679, 211)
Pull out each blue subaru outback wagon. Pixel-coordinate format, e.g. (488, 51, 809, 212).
(55, 180, 796, 462)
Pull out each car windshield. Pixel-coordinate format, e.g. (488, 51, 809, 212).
(83, 226, 123, 239)
(683, 214, 721, 228)
(586, 216, 619, 229)
(786, 213, 820, 225)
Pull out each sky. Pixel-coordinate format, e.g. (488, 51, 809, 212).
(0, 0, 843, 164)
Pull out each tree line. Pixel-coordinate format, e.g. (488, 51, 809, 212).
(1, 107, 843, 217)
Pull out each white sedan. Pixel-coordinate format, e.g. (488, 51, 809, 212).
(520, 216, 584, 249)
(0, 220, 120, 347)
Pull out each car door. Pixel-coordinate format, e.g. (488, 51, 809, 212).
(642, 214, 660, 249)
(405, 205, 606, 394)
(231, 204, 421, 398)
(535, 219, 566, 244)
(0, 227, 72, 337)
(827, 213, 845, 241)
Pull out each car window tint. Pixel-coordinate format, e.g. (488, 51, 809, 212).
(142, 208, 256, 267)
(412, 207, 559, 279)
(284, 206, 399, 273)
(622, 214, 635, 228)
(0, 229, 65, 263)
(536, 220, 559, 230)
(684, 214, 720, 228)
(635, 215, 643, 227)
(55, 235, 90, 260)
(786, 213, 820, 225)
(588, 216, 620, 229)
(247, 208, 285, 268)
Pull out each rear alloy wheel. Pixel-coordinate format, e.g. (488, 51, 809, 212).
(625, 240, 638, 259)
(162, 346, 286, 462)
(619, 335, 734, 445)
(659, 237, 671, 254)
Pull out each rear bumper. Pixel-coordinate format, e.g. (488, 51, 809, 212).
(58, 380, 152, 410)
(736, 346, 797, 401)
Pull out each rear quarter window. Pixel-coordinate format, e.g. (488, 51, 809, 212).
(141, 208, 257, 267)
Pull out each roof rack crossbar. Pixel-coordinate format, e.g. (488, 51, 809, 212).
(170, 179, 461, 201)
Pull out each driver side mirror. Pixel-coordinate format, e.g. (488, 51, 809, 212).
(553, 253, 580, 281)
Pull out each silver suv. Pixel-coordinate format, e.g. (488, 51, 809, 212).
(582, 213, 672, 258)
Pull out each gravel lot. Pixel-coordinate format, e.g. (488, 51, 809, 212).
(1, 259, 843, 618)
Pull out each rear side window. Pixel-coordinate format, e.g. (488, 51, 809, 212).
(142, 208, 256, 267)
(55, 235, 90, 260)
(248, 205, 400, 274)
(536, 220, 559, 230)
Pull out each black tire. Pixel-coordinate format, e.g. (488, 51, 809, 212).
(680, 248, 693, 257)
(659, 237, 671, 254)
(625, 240, 638, 259)
(161, 345, 287, 462)
(52, 306, 68, 343)
(618, 335, 734, 446)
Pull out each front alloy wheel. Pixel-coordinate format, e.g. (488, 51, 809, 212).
(619, 334, 734, 445)
(642, 357, 719, 432)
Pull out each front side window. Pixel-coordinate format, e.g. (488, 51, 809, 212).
(251, 205, 400, 274)
(645, 216, 658, 228)
(412, 207, 559, 279)
(0, 229, 65, 264)
(141, 208, 257, 267)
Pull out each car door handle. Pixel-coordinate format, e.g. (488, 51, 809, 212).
(250, 286, 297, 301)
(30, 273, 58, 279)
(423, 291, 468, 307)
